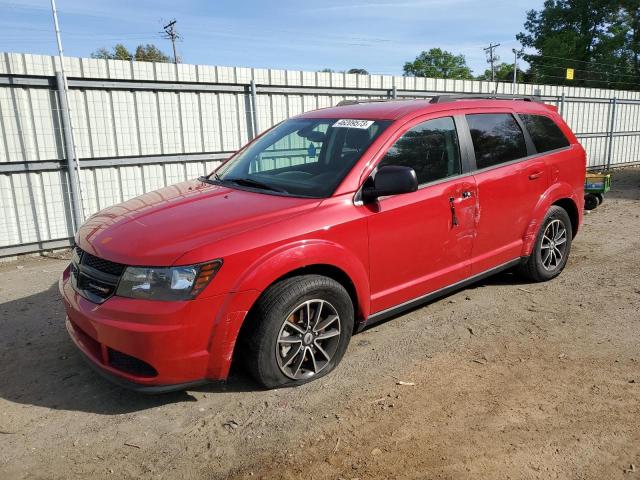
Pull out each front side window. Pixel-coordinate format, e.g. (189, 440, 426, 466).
(466, 113, 528, 169)
(379, 117, 462, 185)
(520, 114, 570, 153)
(214, 118, 389, 198)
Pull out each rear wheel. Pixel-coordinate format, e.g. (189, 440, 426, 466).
(595, 193, 604, 206)
(584, 193, 599, 210)
(518, 206, 572, 282)
(243, 275, 354, 389)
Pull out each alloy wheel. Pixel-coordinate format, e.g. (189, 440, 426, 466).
(275, 299, 341, 380)
(540, 219, 568, 271)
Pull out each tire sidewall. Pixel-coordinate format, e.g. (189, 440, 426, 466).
(253, 276, 354, 388)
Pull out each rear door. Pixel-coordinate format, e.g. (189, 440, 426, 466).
(364, 115, 477, 314)
(462, 111, 549, 274)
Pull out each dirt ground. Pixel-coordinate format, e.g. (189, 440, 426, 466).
(1, 168, 639, 480)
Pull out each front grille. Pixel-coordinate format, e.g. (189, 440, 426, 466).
(82, 251, 125, 276)
(108, 348, 158, 378)
(71, 247, 125, 304)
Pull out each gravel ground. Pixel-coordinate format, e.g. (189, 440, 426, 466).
(1, 168, 639, 480)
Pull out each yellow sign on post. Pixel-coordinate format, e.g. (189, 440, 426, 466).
(566, 68, 575, 80)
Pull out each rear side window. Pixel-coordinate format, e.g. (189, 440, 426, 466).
(379, 117, 461, 185)
(520, 114, 570, 153)
(466, 114, 528, 169)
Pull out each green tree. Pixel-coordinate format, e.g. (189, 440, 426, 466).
(90, 43, 171, 63)
(403, 48, 473, 79)
(134, 44, 171, 63)
(618, 0, 640, 83)
(91, 44, 132, 61)
(476, 62, 527, 82)
(516, 0, 636, 89)
(347, 68, 369, 75)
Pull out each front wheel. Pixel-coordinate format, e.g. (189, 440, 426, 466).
(518, 206, 573, 282)
(242, 275, 354, 389)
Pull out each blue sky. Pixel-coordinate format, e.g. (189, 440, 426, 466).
(0, 0, 542, 75)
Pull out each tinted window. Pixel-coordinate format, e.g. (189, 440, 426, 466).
(379, 117, 461, 185)
(466, 114, 528, 169)
(520, 114, 570, 153)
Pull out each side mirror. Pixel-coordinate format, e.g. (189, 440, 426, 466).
(362, 165, 418, 203)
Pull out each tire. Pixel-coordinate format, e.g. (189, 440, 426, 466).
(584, 193, 599, 210)
(595, 193, 604, 206)
(242, 275, 354, 389)
(518, 206, 573, 282)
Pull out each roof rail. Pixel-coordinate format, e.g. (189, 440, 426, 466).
(336, 98, 415, 106)
(429, 94, 542, 104)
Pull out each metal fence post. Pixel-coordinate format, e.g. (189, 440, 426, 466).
(250, 80, 260, 139)
(55, 71, 83, 232)
(559, 93, 565, 118)
(606, 97, 617, 170)
(392, 85, 397, 99)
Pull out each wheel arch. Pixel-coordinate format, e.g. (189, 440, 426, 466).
(229, 240, 370, 319)
(208, 240, 370, 380)
(230, 262, 363, 378)
(276, 264, 359, 314)
(552, 197, 579, 238)
(237, 262, 363, 332)
(522, 182, 581, 256)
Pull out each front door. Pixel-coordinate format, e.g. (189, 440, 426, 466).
(364, 116, 477, 314)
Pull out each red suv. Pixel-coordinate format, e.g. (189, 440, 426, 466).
(60, 96, 585, 392)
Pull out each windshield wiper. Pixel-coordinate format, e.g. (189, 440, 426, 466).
(225, 177, 289, 194)
(199, 174, 288, 194)
(198, 172, 222, 185)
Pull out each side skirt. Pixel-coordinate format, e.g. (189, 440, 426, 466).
(359, 257, 525, 331)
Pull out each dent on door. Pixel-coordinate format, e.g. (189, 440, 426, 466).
(366, 177, 477, 314)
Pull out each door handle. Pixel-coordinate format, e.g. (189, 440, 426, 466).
(448, 197, 458, 227)
(461, 190, 473, 199)
(529, 171, 543, 180)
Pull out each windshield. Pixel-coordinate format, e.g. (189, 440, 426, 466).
(212, 118, 390, 198)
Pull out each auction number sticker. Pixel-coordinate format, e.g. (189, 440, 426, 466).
(333, 119, 374, 129)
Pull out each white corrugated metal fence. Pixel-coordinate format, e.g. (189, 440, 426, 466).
(1, 52, 639, 256)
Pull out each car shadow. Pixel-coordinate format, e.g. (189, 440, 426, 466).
(0, 282, 261, 415)
(1, 267, 534, 414)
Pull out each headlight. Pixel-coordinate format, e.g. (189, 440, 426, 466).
(115, 260, 222, 301)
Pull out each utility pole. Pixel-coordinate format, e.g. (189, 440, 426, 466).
(50, 0, 84, 230)
(512, 48, 524, 94)
(162, 19, 180, 65)
(484, 42, 501, 82)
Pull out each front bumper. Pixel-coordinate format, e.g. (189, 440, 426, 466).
(59, 265, 245, 390)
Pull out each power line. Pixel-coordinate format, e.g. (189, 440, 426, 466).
(525, 71, 640, 88)
(161, 19, 180, 65)
(484, 43, 501, 82)
(529, 57, 640, 81)
(528, 61, 640, 87)
(527, 52, 638, 70)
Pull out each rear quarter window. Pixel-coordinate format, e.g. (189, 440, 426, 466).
(520, 114, 570, 153)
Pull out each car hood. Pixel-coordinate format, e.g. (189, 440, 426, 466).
(76, 180, 321, 266)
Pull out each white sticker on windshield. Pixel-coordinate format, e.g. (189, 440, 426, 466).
(333, 119, 375, 129)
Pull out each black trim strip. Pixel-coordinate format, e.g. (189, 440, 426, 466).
(513, 113, 538, 156)
(362, 257, 524, 329)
